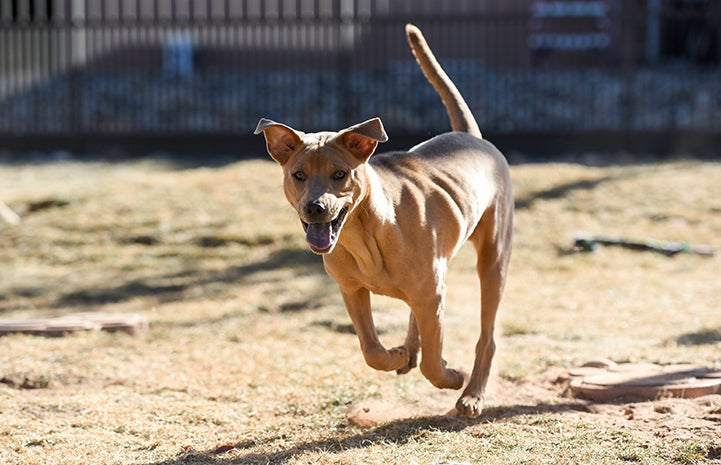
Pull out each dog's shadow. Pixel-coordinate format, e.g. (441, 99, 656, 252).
(230, 415, 468, 464)
(144, 402, 587, 465)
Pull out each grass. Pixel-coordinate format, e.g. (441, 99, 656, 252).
(0, 155, 720, 464)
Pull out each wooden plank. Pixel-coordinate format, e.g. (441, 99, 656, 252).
(569, 362, 721, 401)
(0, 313, 148, 337)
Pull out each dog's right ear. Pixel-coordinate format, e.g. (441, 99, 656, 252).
(254, 118, 304, 165)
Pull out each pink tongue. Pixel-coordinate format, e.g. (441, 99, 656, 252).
(306, 222, 333, 250)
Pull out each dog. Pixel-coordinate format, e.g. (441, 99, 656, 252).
(255, 24, 513, 418)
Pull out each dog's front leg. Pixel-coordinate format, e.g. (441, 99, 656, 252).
(341, 288, 410, 372)
(395, 312, 420, 375)
(413, 291, 467, 391)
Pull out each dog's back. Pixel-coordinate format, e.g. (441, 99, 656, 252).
(398, 24, 510, 208)
(400, 24, 507, 187)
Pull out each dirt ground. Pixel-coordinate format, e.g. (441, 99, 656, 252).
(0, 155, 719, 464)
(347, 368, 721, 448)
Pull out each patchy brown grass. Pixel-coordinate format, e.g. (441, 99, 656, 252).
(0, 155, 720, 465)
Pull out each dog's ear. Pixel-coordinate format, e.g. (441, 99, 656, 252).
(254, 118, 304, 165)
(336, 118, 388, 162)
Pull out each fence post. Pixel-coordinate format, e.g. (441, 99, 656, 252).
(646, 0, 661, 64)
(336, 0, 354, 126)
(68, 0, 87, 140)
(620, 0, 636, 132)
(715, 3, 721, 64)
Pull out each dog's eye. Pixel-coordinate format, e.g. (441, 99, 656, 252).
(293, 171, 306, 182)
(332, 170, 347, 181)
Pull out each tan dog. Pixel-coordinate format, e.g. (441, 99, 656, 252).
(255, 24, 512, 418)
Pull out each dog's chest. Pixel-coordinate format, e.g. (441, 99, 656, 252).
(324, 249, 412, 301)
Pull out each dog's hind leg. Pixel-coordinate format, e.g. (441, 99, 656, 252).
(342, 288, 411, 372)
(396, 313, 420, 375)
(456, 205, 513, 418)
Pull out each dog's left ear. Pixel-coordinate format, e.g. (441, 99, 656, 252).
(336, 118, 388, 162)
(254, 118, 304, 165)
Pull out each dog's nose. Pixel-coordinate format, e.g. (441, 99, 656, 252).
(304, 200, 327, 217)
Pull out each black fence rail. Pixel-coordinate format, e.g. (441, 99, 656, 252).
(1, 0, 721, 155)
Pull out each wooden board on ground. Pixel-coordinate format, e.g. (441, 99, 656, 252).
(0, 312, 148, 337)
(568, 360, 721, 401)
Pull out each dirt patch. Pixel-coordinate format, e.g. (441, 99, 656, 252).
(512, 367, 721, 447)
(348, 365, 721, 453)
(347, 392, 458, 427)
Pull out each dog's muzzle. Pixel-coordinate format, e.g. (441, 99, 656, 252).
(301, 206, 348, 253)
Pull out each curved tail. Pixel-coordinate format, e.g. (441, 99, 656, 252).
(405, 24, 482, 139)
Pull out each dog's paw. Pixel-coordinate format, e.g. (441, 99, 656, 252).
(395, 348, 418, 375)
(387, 346, 412, 373)
(446, 368, 468, 390)
(455, 393, 484, 418)
(423, 366, 467, 390)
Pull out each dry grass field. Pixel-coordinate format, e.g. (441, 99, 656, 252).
(0, 153, 720, 465)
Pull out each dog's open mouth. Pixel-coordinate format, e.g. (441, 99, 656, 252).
(301, 207, 348, 253)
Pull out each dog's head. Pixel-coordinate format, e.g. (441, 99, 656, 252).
(255, 118, 388, 254)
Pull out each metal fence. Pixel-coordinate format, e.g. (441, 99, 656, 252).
(1, 0, 720, 154)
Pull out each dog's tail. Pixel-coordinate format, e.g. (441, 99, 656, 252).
(405, 24, 482, 139)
